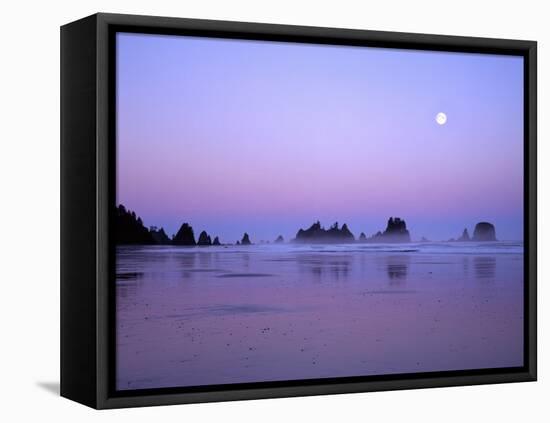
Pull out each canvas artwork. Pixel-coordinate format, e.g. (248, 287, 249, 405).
(114, 33, 524, 391)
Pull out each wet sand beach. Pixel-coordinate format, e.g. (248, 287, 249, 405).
(116, 242, 523, 390)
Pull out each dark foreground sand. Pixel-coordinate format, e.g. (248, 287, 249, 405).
(116, 242, 523, 390)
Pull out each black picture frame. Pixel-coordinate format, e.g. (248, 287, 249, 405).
(61, 12, 537, 409)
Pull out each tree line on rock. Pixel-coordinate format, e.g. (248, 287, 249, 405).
(294, 221, 355, 243)
(293, 217, 411, 244)
(116, 204, 258, 246)
(115, 205, 156, 244)
(294, 218, 497, 243)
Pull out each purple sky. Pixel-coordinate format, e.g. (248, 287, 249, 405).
(116, 33, 524, 243)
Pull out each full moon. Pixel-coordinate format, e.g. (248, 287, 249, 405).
(436, 112, 447, 125)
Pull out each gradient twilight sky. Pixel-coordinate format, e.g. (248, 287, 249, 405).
(116, 33, 524, 243)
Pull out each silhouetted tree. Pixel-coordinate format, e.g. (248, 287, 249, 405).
(115, 204, 155, 244)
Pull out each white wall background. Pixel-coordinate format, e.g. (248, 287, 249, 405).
(0, 0, 546, 421)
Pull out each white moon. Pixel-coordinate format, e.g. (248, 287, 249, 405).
(436, 112, 447, 125)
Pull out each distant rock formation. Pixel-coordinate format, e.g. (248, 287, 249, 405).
(457, 228, 470, 242)
(331, 223, 354, 241)
(115, 205, 155, 244)
(212, 236, 221, 245)
(294, 221, 355, 243)
(472, 222, 497, 241)
(197, 230, 212, 246)
(241, 233, 252, 245)
(366, 217, 411, 243)
(420, 236, 430, 242)
(236, 240, 241, 245)
(274, 235, 284, 243)
(358, 232, 367, 242)
(149, 226, 171, 245)
(172, 223, 196, 245)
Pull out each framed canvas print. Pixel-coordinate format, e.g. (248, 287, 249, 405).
(60, 13, 537, 409)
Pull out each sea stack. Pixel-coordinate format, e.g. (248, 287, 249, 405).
(274, 235, 284, 243)
(172, 223, 196, 245)
(457, 228, 470, 242)
(358, 232, 367, 242)
(115, 204, 155, 244)
(294, 221, 355, 243)
(150, 226, 171, 245)
(241, 233, 252, 245)
(472, 222, 497, 241)
(334, 223, 355, 241)
(197, 230, 212, 246)
(212, 236, 221, 246)
(366, 217, 411, 243)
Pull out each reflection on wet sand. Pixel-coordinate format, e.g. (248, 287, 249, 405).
(179, 253, 196, 269)
(462, 256, 469, 277)
(386, 255, 409, 282)
(474, 256, 496, 280)
(296, 253, 352, 281)
(116, 244, 523, 390)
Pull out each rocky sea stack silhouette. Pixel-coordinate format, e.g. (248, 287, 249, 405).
(241, 233, 252, 245)
(472, 222, 497, 241)
(173, 223, 196, 246)
(450, 222, 497, 242)
(115, 205, 155, 244)
(294, 221, 355, 243)
(365, 217, 411, 243)
(150, 226, 171, 245)
(115, 204, 500, 247)
(457, 228, 471, 242)
(197, 230, 212, 246)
